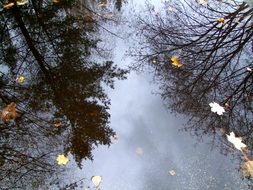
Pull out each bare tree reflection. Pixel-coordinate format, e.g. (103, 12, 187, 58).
(0, 0, 127, 188)
(131, 0, 253, 152)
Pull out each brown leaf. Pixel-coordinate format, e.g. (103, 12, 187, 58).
(242, 160, 253, 178)
(1, 102, 18, 123)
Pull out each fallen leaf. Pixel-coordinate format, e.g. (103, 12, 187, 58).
(217, 17, 225, 24)
(135, 147, 143, 155)
(242, 160, 253, 178)
(16, 75, 25, 83)
(56, 154, 69, 165)
(53, 120, 62, 128)
(169, 170, 176, 176)
(246, 67, 252, 72)
(197, 0, 208, 6)
(91, 175, 102, 188)
(111, 134, 118, 143)
(1, 102, 18, 123)
(52, 0, 60, 4)
(171, 56, 182, 68)
(16, 0, 29, 6)
(151, 57, 158, 64)
(226, 132, 246, 151)
(3, 2, 14, 9)
(209, 102, 225, 115)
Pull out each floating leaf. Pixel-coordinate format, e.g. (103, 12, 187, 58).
(1, 102, 18, 123)
(171, 56, 182, 68)
(52, 0, 60, 4)
(246, 67, 252, 72)
(56, 154, 69, 165)
(16, 0, 29, 6)
(242, 160, 253, 178)
(197, 0, 208, 6)
(53, 119, 62, 128)
(217, 17, 225, 24)
(151, 57, 158, 64)
(135, 146, 143, 155)
(91, 175, 102, 188)
(3, 2, 14, 9)
(226, 132, 246, 151)
(169, 170, 176, 176)
(209, 102, 225, 115)
(111, 134, 118, 143)
(16, 75, 25, 84)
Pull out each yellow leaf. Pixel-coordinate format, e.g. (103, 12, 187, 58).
(52, 0, 60, 3)
(1, 102, 18, 123)
(16, 0, 29, 6)
(171, 56, 182, 68)
(242, 160, 253, 178)
(16, 75, 25, 83)
(3, 2, 14, 9)
(56, 154, 69, 165)
(217, 17, 225, 24)
(91, 175, 102, 188)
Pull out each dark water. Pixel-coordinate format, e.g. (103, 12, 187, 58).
(0, 0, 252, 189)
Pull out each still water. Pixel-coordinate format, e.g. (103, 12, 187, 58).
(0, 0, 252, 189)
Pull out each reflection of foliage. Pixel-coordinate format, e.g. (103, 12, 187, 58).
(131, 0, 253, 151)
(0, 0, 127, 188)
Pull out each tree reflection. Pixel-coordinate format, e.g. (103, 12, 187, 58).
(0, 0, 127, 188)
(131, 0, 253, 152)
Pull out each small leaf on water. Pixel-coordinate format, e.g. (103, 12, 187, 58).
(226, 132, 247, 151)
(169, 170, 176, 176)
(3, 2, 14, 9)
(16, 0, 29, 6)
(135, 147, 143, 155)
(197, 0, 208, 6)
(242, 160, 253, 178)
(56, 154, 69, 165)
(217, 17, 225, 24)
(111, 134, 118, 143)
(91, 176, 102, 188)
(1, 102, 18, 123)
(209, 102, 225, 115)
(53, 120, 62, 128)
(53, 0, 60, 4)
(246, 67, 252, 72)
(16, 75, 25, 84)
(171, 56, 182, 68)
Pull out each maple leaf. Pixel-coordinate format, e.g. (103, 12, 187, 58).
(209, 102, 225, 115)
(169, 170, 176, 176)
(16, 0, 29, 6)
(171, 56, 182, 68)
(1, 102, 18, 123)
(226, 132, 247, 151)
(3, 2, 14, 9)
(16, 75, 25, 83)
(242, 160, 253, 178)
(217, 17, 225, 24)
(91, 175, 102, 188)
(52, 0, 60, 4)
(197, 0, 208, 6)
(135, 146, 143, 155)
(246, 67, 252, 72)
(56, 154, 69, 165)
(53, 119, 62, 128)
